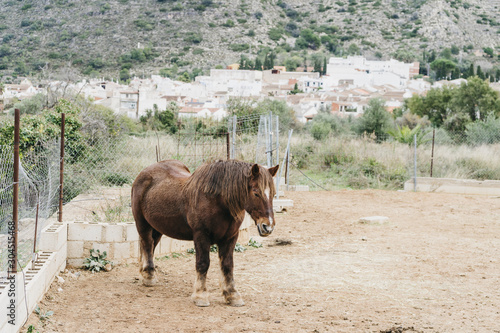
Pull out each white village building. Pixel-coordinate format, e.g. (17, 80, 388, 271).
(325, 56, 420, 89)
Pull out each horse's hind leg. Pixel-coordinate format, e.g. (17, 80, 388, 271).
(137, 224, 161, 286)
(218, 235, 244, 307)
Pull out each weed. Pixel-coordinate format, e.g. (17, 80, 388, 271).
(247, 238, 262, 248)
(26, 325, 39, 333)
(83, 249, 111, 272)
(171, 252, 183, 258)
(234, 243, 246, 252)
(34, 305, 53, 322)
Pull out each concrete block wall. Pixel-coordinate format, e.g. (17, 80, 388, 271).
(67, 221, 252, 266)
(0, 222, 67, 333)
(404, 177, 500, 195)
(0, 215, 256, 332)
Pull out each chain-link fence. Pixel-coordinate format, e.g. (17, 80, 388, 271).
(413, 129, 500, 180)
(0, 141, 60, 284)
(63, 130, 230, 201)
(2, 112, 500, 286)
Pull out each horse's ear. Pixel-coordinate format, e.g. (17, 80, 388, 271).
(268, 165, 279, 177)
(250, 164, 260, 179)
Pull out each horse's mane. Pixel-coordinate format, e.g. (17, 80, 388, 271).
(183, 160, 273, 219)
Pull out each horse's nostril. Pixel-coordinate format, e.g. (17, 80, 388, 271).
(262, 224, 272, 233)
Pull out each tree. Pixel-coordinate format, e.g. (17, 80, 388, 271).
(483, 47, 494, 58)
(440, 48, 453, 60)
(451, 76, 500, 121)
(476, 65, 485, 80)
(176, 72, 190, 82)
(254, 99, 298, 129)
(119, 68, 130, 82)
(323, 57, 327, 75)
(430, 59, 458, 80)
(347, 43, 360, 55)
(405, 86, 454, 127)
(356, 98, 393, 142)
(139, 103, 179, 133)
(254, 57, 262, 71)
(298, 29, 321, 50)
(289, 83, 302, 95)
(463, 63, 474, 79)
(314, 59, 321, 73)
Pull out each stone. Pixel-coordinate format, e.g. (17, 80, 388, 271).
(358, 216, 389, 224)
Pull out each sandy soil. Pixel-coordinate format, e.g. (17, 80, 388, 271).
(22, 190, 500, 333)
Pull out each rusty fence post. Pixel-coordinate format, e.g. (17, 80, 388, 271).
(226, 132, 230, 160)
(11, 109, 20, 274)
(58, 113, 65, 222)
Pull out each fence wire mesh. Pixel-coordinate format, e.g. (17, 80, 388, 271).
(0, 140, 60, 283)
(2, 113, 500, 286)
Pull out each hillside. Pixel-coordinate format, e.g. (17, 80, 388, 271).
(0, 0, 499, 81)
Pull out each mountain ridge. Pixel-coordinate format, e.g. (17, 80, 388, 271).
(0, 0, 498, 81)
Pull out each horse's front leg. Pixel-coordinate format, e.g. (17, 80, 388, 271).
(218, 236, 244, 307)
(192, 232, 211, 307)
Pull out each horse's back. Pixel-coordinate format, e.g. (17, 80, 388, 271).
(131, 160, 193, 240)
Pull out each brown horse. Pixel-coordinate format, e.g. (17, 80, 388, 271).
(131, 159, 279, 307)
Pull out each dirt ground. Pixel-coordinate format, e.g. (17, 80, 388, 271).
(22, 190, 500, 333)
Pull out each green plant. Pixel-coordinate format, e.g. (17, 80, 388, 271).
(355, 98, 393, 142)
(103, 172, 130, 186)
(26, 325, 39, 333)
(386, 124, 430, 146)
(34, 305, 54, 321)
(83, 249, 111, 272)
(234, 243, 246, 252)
(247, 238, 262, 248)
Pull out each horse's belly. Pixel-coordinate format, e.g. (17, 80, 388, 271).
(147, 213, 193, 241)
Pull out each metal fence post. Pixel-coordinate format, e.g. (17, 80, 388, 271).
(275, 115, 279, 167)
(413, 133, 417, 192)
(430, 128, 435, 177)
(278, 129, 293, 194)
(231, 115, 237, 159)
(226, 132, 230, 160)
(11, 108, 20, 275)
(268, 112, 273, 167)
(58, 113, 65, 222)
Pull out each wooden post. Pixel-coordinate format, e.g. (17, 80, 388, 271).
(58, 113, 65, 222)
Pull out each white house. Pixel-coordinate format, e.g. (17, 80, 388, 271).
(325, 56, 420, 89)
(196, 69, 263, 97)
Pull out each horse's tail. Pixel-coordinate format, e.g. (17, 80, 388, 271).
(131, 174, 153, 264)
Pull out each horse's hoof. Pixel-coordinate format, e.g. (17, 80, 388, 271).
(229, 298, 245, 307)
(192, 298, 210, 307)
(142, 278, 158, 287)
(225, 294, 245, 307)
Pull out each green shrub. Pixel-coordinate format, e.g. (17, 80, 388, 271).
(310, 122, 331, 140)
(465, 115, 500, 145)
(103, 172, 130, 186)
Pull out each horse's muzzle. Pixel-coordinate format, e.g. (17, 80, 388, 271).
(257, 223, 274, 237)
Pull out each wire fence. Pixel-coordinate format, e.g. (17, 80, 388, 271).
(1, 111, 500, 287)
(0, 141, 60, 283)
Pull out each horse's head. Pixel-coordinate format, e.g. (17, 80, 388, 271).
(245, 164, 279, 237)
